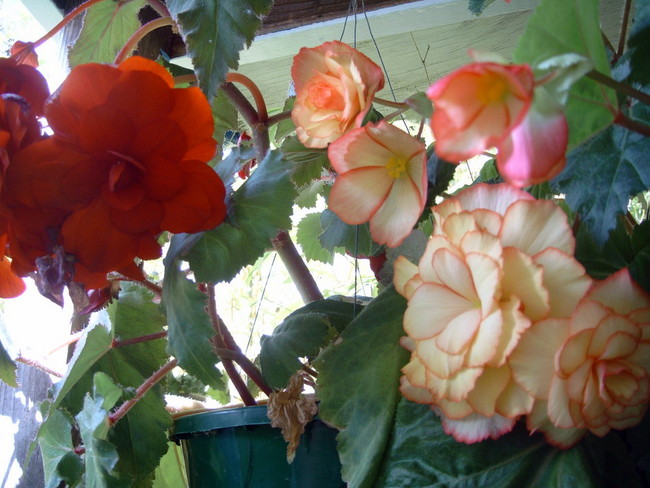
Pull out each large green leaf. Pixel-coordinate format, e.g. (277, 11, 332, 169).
(315, 287, 408, 488)
(513, 0, 616, 147)
(260, 298, 357, 388)
(167, 0, 273, 99)
(184, 150, 297, 282)
(39, 408, 82, 488)
(152, 442, 187, 488)
(374, 400, 641, 488)
(48, 286, 172, 484)
(68, 0, 146, 67)
(575, 219, 650, 294)
(163, 260, 222, 388)
(76, 374, 129, 488)
(0, 337, 16, 387)
(50, 321, 114, 410)
(553, 104, 650, 245)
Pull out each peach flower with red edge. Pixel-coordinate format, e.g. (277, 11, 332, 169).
(394, 183, 591, 443)
(427, 59, 567, 188)
(4, 56, 226, 286)
(510, 268, 650, 448)
(327, 120, 427, 248)
(291, 41, 385, 148)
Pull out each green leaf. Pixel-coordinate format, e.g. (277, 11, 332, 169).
(39, 408, 79, 488)
(281, 136, 330, 187)
(51, 321, 114, 410)
(315, 287, 408, 488)
(162, 260, 222, 388)
(513, 0, 616, 147)
(295, 178, 330, 208)
(576, 219, 650, 294)
(375, 399, 605, 488)
(167, 0, 274, 99)
(184, 150, 297, 282)
(68, 0, 147, 67)
(296, 213, 333, 263)
(553, 105, 650, 245)
(260, 298, 357, 388)
(76, 376, 128, 488)
(627, 0, 650, 85)
(152, 442, 187, 488)
(319, 209, 378, 256)
(0, 337, 16, 387)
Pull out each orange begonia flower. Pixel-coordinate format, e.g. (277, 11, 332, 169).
(510, 268, 650, 448)
(4, 56, 226, 283)
(394, 183, 591, 443)
(427, 60, 568, 188)
(291, 41, 385, 148)
(0, 57, 50, 115)
(0, 234, 24, 298)
(328, 120, 427, 247)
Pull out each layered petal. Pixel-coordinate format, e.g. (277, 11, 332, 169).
(328, 121, 427, 247)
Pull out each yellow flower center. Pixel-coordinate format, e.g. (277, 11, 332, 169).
(386, 156, 408, 179)
(476, 74, 509, 104)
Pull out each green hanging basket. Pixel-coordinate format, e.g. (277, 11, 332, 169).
(170, 405, 346, 488)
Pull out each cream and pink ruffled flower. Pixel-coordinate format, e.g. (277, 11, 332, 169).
(394, 183, 591, 443)
(291, 41, 385, 148)
(510, 268, 650, 448)
(327, 120, 427, 248)
(427, 57, 567, 188)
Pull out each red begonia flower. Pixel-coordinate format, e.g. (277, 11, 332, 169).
(4, 56, 226, 282)
(0, 234, 25, 298)
(0, 57, 50, 115)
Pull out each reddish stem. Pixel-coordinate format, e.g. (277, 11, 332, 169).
(29, 0, 106, 50)
(109, 359, 178, 426)
(226, 73, 268, 122)
(272, 231, 324, 304)
(112, 331, 168, 348)
(617, 0, 632, 59)
(16, 356, 63, 378)
(206, 285, 258, 405)
(373, 96, 408, 109)
(114, 16, 176, 64)
(615, 111, 650, 137)
(266, 110, 293, 127)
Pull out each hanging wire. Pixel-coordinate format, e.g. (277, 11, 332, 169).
(245, 253, 277, 354)
(360, 0, 410, 134)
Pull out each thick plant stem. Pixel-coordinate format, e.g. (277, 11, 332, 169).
(272, 231, 324, 304)
(109, 359, 178, 426)
(587, 70, 650, 106)
(220, 82, 324, 303)
(112, 331, 168, 348)
(207, 285, 259, 405)
(226, 73, 268, 121)
(114, 17, 175, 64)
